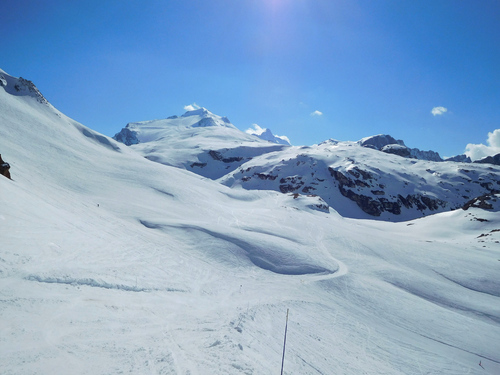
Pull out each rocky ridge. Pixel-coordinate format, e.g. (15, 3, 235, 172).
(359, 134, 443, 161)
(0, 70, 49, 105)
(474, 153, 500, 166)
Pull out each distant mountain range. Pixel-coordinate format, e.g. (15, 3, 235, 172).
(113, 107, 500, 221)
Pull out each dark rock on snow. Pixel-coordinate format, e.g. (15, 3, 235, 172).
(0, 154, 11, 179)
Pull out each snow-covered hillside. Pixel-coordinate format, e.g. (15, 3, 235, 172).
(1, 69, 500, 374)
(219, 140, 500, 221)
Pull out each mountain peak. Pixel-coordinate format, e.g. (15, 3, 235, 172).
(245, 125, 291, 145)
(0, 69, 49, 105)
(358, 134, 443, 161)
(178, 107, 234, 127)
(181, 107, 212, 117)
(358, 134, 405, 150)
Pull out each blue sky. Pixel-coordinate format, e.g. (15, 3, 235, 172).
(2, 0, 499, 158)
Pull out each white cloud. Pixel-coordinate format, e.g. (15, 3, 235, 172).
(275, 134, 291, 144)
(245, 123, 266, 136)
(431, 106, 447, 116)
(184, 103, 200, 111)
(245, 124, 291, 145)
(310, 110, 323, 116)
(465, 129, 500, 161)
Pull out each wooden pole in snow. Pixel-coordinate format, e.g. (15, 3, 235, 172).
(280, 308, 289, 375)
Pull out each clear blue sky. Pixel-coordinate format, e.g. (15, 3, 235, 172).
(2, 0, 499, 158)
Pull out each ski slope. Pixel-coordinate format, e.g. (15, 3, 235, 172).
(1, 69, 499, 374)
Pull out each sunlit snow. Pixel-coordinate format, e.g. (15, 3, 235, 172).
(1, 69, 499, 374)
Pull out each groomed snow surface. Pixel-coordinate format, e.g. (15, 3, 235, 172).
(1, 71, 500, 374)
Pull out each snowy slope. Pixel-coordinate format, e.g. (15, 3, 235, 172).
(219, 140, 500, 221)
(113, 108, 287, 179)
(1, 69, 500, 374)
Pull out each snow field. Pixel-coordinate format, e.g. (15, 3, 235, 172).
(1, 72, 500, 374)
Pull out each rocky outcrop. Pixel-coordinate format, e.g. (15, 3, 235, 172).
(15, 77, 49, 105)
(193, 117, 218, 128)
(409, 148, 442, 162)
(380, 144, 443, 161)
(113, 127, 139, 145)
(474, 153, 500, 166)
(208, 150, 243, 163)
(381, 144, 411, 158)
(0, 72, 49, 105)
(445, 154, 471, 163)
(328, 167, 447, 217)
(0, 154, 11, 179)
(359, 134, 443, 161)
(279, 176, 305, 193)
(463, 194, 499, 210)
(359, 134, 404, 150)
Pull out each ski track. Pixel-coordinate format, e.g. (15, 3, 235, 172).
(25, 275, 186, 293)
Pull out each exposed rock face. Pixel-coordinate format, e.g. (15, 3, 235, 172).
(208, 150, 243, 163)
(15, 78, 49, 105)
(445, 154, 472, 163)
(113, 127, 139, 146)
(0, 72, 49, 105)
(359, 134, 443, 161)
(193, 117, 218, 128)
(474, 153, 500, 166)
(359, 134, 404, 150)
(409, 148, 442, 162)
(381, 144, 411, 158)
(0, 154, 11, 179)
(328, 167, 446, 217)
(463, 194, 499, 210)
(279, 176, 305, 193)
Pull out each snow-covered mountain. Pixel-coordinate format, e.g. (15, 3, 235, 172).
(445, 153, 472, 163)
(475, 153, 500, 166)
(113, 108, 287, 179)
(245, 124, 291, 145)
(359, 134, 444, 161)
(2, 69, 500, 375)
(219, 140, 500, 221)
(114, 117, 500, 221)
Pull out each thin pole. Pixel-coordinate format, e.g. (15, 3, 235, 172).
(280, 308, 289, 375)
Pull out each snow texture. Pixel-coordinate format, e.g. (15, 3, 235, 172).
(1, 69, 500, 374)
